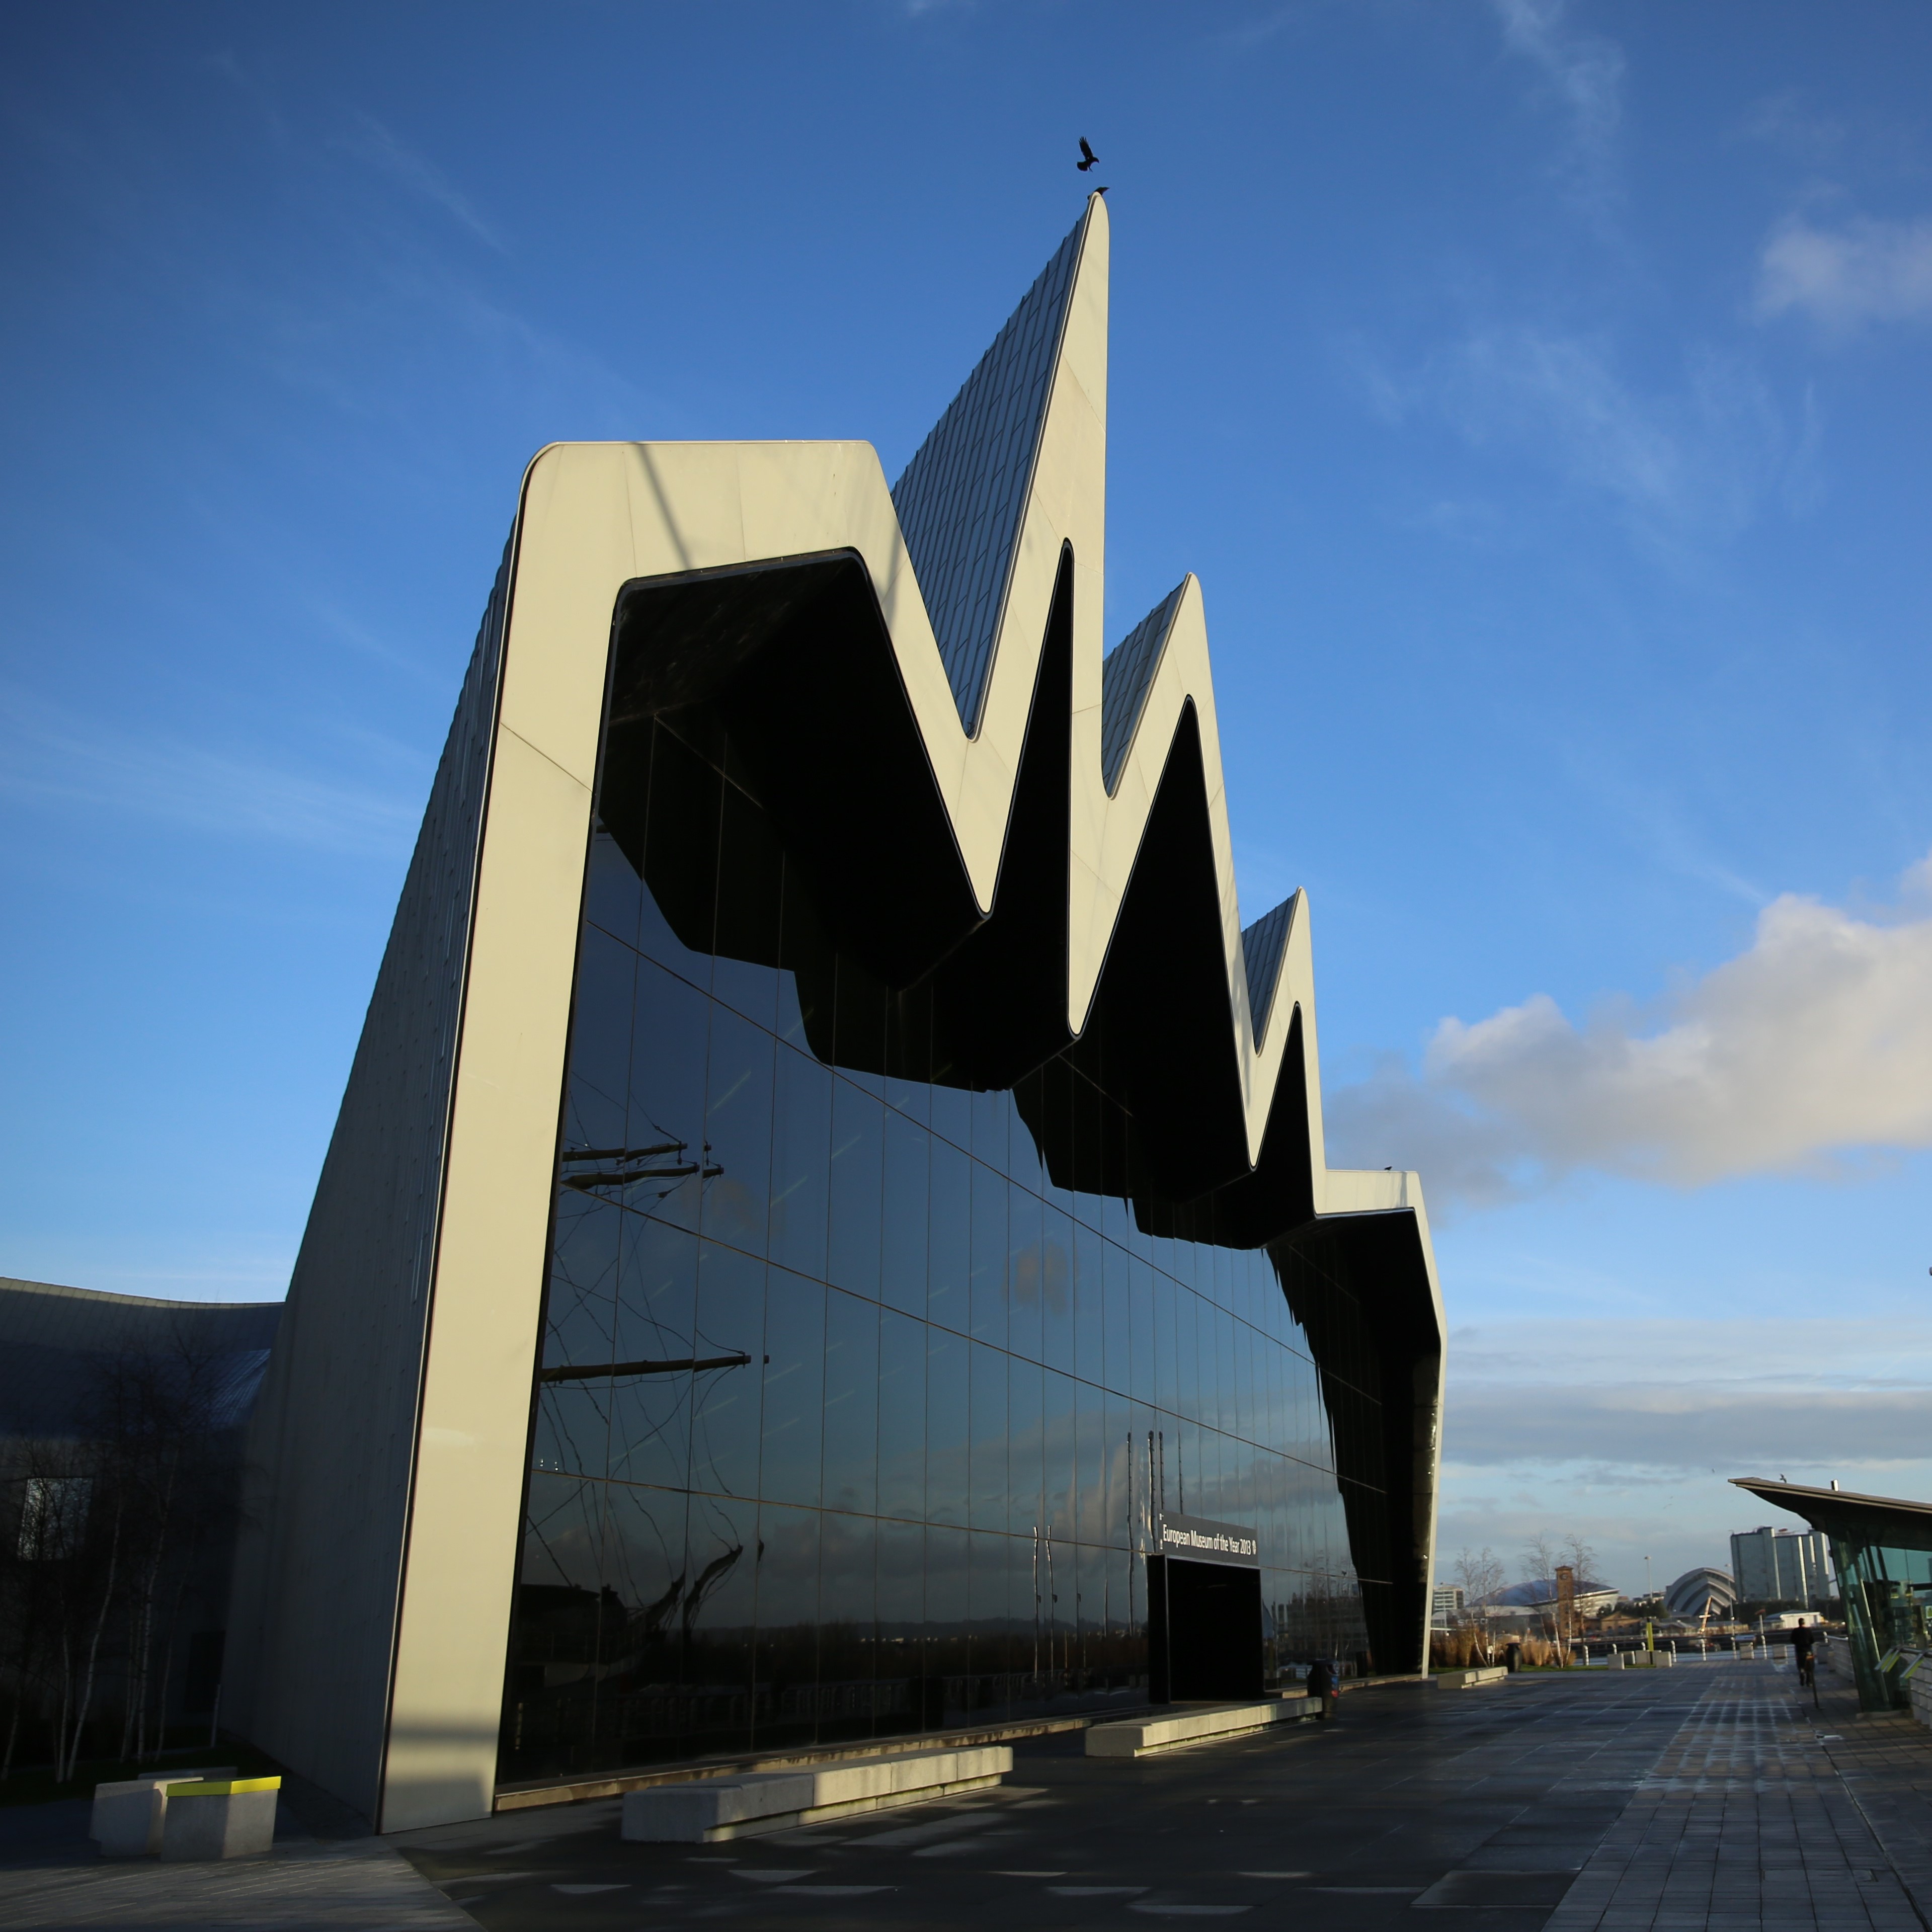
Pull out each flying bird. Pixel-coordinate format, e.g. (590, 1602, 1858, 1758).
(1077, 137, 1099, 172)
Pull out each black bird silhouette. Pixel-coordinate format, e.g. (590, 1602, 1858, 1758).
(1077, 137, 1099, 172)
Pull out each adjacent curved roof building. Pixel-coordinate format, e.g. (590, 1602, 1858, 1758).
(0, 1276, 282, 1738)
(229, 196, 1446, 1831)
(1663, 1567, 1738, 1621)
(0, 1274, 279, 1446)
(1483, 1577, 1619, 1616)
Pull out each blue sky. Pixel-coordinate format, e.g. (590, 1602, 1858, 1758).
(4, 1, 1929, 1593)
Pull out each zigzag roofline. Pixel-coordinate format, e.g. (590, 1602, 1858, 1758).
(525, 194, 1428, 1231)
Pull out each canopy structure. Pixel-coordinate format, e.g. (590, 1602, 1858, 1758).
(1733, 1477, 1924, 1709)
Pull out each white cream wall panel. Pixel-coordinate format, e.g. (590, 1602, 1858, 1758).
(227, 566, 512, 1822)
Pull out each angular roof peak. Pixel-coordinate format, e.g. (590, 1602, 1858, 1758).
(892, 201, 1100, 732)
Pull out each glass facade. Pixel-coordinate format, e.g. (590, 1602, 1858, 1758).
(1832, 1537, 1932, 1710)
(498, 710, 1401, 1785)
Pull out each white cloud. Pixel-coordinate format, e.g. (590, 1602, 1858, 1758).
(1756, 213, 1932, 332)
(1328, 854, 1932, 1202)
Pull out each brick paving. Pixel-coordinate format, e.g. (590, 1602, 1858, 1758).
(1549, 1655, 1930, 1932)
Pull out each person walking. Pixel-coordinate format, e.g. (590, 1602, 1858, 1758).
(1306, 1657, 1340, 1723)
(1792, 1620, 1817, 1691)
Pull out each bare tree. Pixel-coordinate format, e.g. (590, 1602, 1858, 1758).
(1, 1441, 95, 1781)
(1, 1329, 239, 1787)
(96, 1345, 231, 1764)
(1453, 1547, 1506, 1663)
(1562, 1533, 1598, 1598)
(1520, 1532, 1561, 1643)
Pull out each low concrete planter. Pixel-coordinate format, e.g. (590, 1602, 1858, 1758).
(1085, 1696, 1313, 1758)
(621, 1745, 1012, 1843)
(91, 1767, 236, 1858)
(158, 1778, 281, 1861)
(1433, 1667, 1507, 1688)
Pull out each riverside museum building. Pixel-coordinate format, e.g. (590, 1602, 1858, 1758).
(228, 197, 1445, 1832)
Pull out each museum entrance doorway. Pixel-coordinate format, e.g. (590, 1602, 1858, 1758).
(1148, 1513, 1263, 1703)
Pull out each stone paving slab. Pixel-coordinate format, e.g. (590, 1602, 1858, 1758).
(13, 1658, 1932, 1929)
(1545, 1657, 1932, 1932)
(389, 1666, 1734, 1928)
(0, 1805, 476, 1931)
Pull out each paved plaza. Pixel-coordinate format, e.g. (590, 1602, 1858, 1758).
(9, 1656, 1932, 1930)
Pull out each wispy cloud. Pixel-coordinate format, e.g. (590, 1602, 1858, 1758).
(1732, 91, 1844, 167)
(1367, 325, 1787, 546)
(1561, 751, 1768, 907)
(337, 112, 507, 254)
(0, 688, 425, 858)
(1454, 1316, 1932, 1394)
(1211, 5, 1305, 52)
(202, 48, 293, 151)
(1327, 851, 1932, 1204)
(1450, 1384, 1932, 1472)
(1488, 0, 1625, 213)
(6, 1243, 296, 1303)
(1449, 1317, 1932, 1470)
(1435, 1317, 1932, 1587)
(1755, 210, 1932, 334)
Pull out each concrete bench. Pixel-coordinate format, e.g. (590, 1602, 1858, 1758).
(91, 1767, 236, 1858)
(1616, 1650, 1672, 1668)
(1433, 1667, 1507, 1688)
(159, 1778, 281, 1861)
(621, 1745, 1012, 1843)
(1085, 1696, 1313, 1759)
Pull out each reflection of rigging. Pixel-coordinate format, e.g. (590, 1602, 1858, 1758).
(541, 1353, 760, 1383)
(681, 1542, 744, 1637)
(560, 1141, 722, 1196)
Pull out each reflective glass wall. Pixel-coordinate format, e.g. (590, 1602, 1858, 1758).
(498, 714, 1390, 1784)
(1832, 1537, 1932, 1711)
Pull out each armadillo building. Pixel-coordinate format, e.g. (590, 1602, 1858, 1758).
(228, 197, 1445, 1831)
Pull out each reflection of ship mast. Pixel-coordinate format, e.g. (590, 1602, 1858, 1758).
(559, 1142, 723, 1195)
(540, 1353, 759, 1384)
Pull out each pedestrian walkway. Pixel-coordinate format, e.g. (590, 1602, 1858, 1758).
(1547, 1669, 1925, 1932)
(10, 1659, 1932, 1929)
(0, 1795, 474, 1930)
